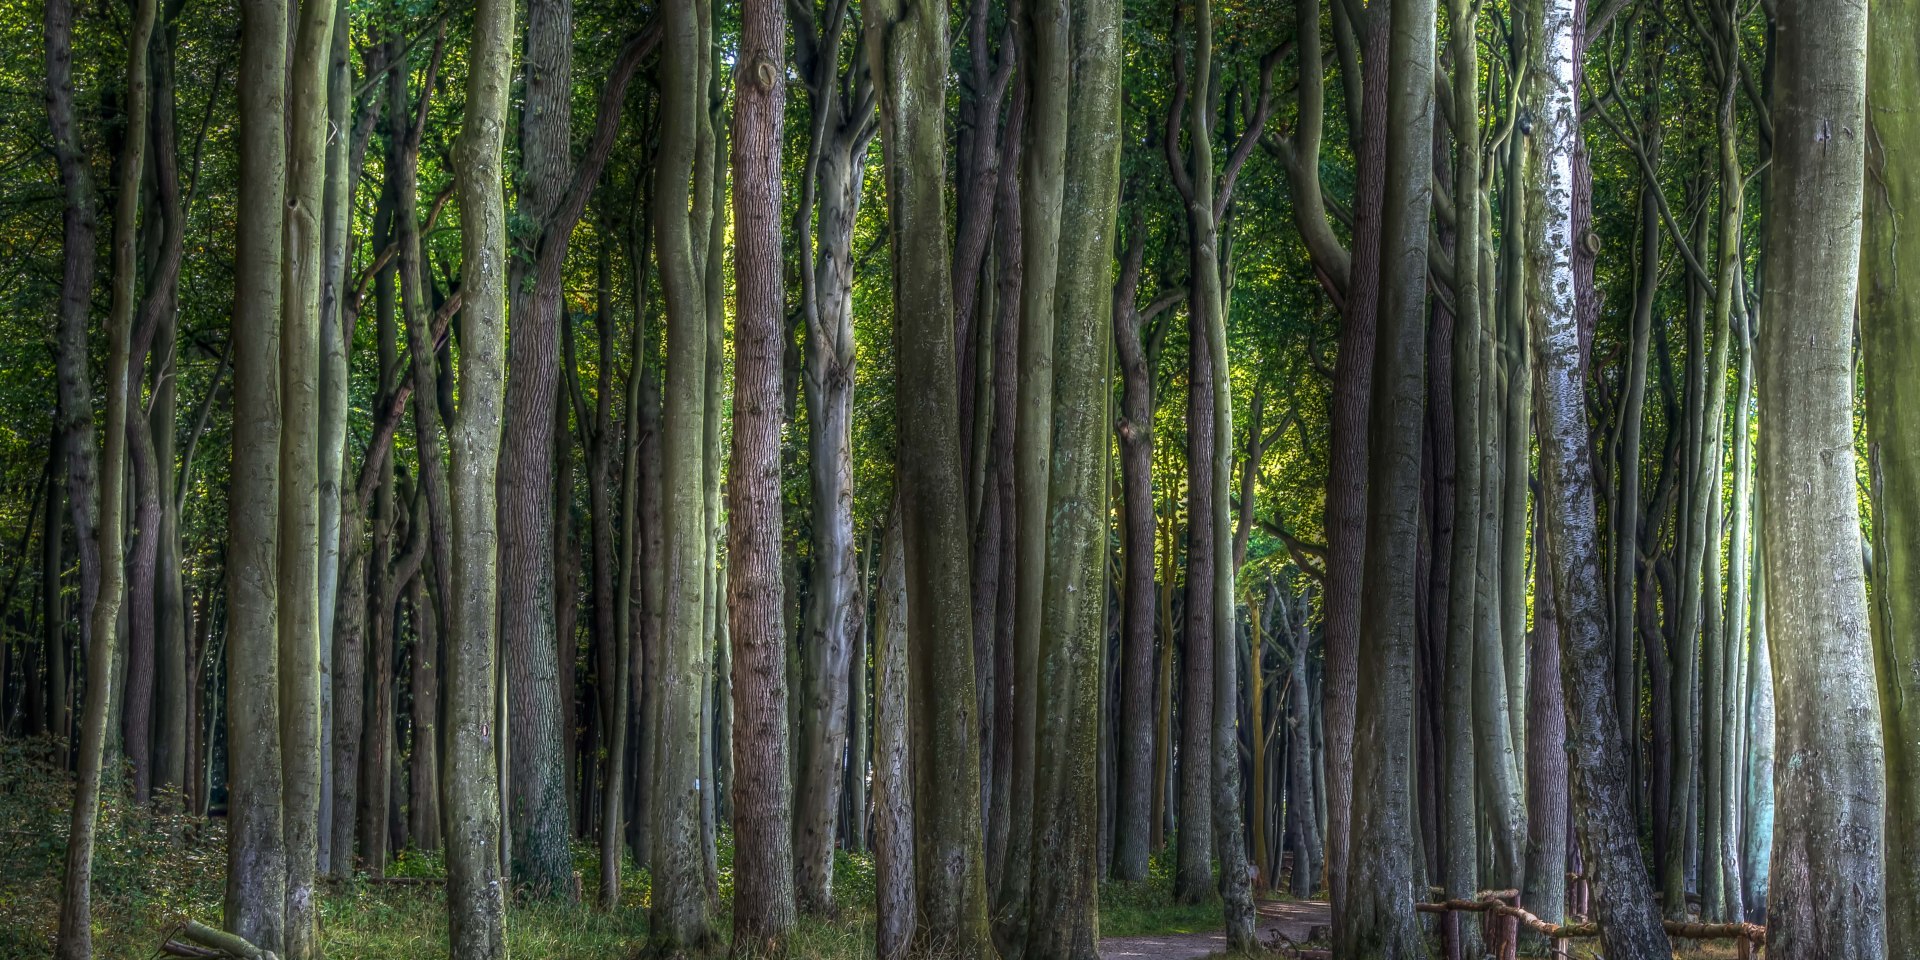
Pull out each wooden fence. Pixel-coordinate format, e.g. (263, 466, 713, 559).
(1415, 885, 1767, 959)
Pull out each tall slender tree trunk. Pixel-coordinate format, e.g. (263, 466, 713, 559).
(445, 0, 515, 948)
(1324, 3, 1388, 922)
(1440, 0, 1484, 942)
(872, 509, 915, 960)
(1111, 214, 1170, 885)
(1528, 0, 1672, 952)
(1335, 0, 1429, 954)
(222, 0, 288, 946)
(279, 0, 340, 949)
(498, 0, 576, 899)
(408, 560, 442, 851)
(45, 0, 102, 781)
(652, 1, 717, 950)
(315, 0, 354, 871)
(1865, 0, 1920, 945)
(1762, 2, 1885, 954)
(1521, 518, 1568, 942)
(56, 0, 155, 953)
(728, 2, 799, 947)
(864, 0, 994, 951)
(1021, 0, 1121, 953)
(1739, 529, 1772, 922)
(999, 1, 1070, 945)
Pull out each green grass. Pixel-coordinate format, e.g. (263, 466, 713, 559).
(0, 740, 1286, 958)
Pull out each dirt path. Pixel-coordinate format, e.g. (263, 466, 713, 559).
(1099, 900, 1331, 959)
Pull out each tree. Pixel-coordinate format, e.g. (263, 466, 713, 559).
(727, 0, 798, 949)
(651, 0, 719, 950)
(871, 507, 915, 960)
(1760, 0, 1885, 954)
(279, 0, 340, 950)
(224, 0, 289, 947)
(1109, 209, 1181, 885)
(863, 0, 994, 951)
(55, 0, 156, 952)
(1529, 0, 1678, 952)
(1865, 0, 1920, 945)
(498, 0, 582, 897)
(1018, 0, 1121, 954)
(445, 0, 516, 949)
(791, 0, 875, 912)
(1335, 0, 1430, 954)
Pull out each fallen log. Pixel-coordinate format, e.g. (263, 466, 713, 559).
(158, 920, 278, 960)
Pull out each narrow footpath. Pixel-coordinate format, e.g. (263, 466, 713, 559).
(1098, 899, 1332, 959)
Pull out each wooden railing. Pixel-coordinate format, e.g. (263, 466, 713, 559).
(1415, 887, 1767, 959)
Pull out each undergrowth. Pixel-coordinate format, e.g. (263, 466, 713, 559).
(0, 740, 1292, 958)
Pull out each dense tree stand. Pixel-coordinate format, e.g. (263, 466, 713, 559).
(5, 0, 1907, 958)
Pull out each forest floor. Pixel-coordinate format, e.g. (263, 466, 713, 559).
(1099, 899, 1331, 959)
(0, 741, 1311, 959)
(0, 743, 1751, 960)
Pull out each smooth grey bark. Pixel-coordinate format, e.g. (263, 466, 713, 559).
(408, 558, 441, 852)
(651, 0, 717, 950)
(791, 0, 875, 918)
(222, 0, 289, 947)
(315, 0, 353, 872)
(1439, 0, 1484, 939)
(444, 0, 515, 948)
(279, 0, 340, 950)
(1739, 530, 1771, 921)
(1759, 1, 1886, 954)
(56, 0, 155, 952)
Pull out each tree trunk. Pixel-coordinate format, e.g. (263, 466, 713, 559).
(56, 0, 154, 954)
(409, 558, 442, 852)
(498, 0, 576, 899)
(329, 506, 367, 877)
(1521, 518, 1568, 941)
(1762, 2, 1885, 954)
(315, 0, 354, 872)
(46, 0, 103, 786)
(1020, 0, 1120, 952)
(1440, 0, 1484, 937)
(445, 0, 514, 948)
(872, 508, 915, 960)
(278, 0, 339, 950)
(727, 2, 799, 945)
(1865, 0, 1920, 945)
(651, 2, 717, 950)
(1527, 0, 1672, 951)
(1111, 213, 1164, 885)
(1335, 0, 1428, 954)
(1739, 531, 1772, 922)
(221, 0, 288, 947)
(1322, 3, 1388, 922)
(864, 0, 994, 951)
(998, 1, 1070, 945)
